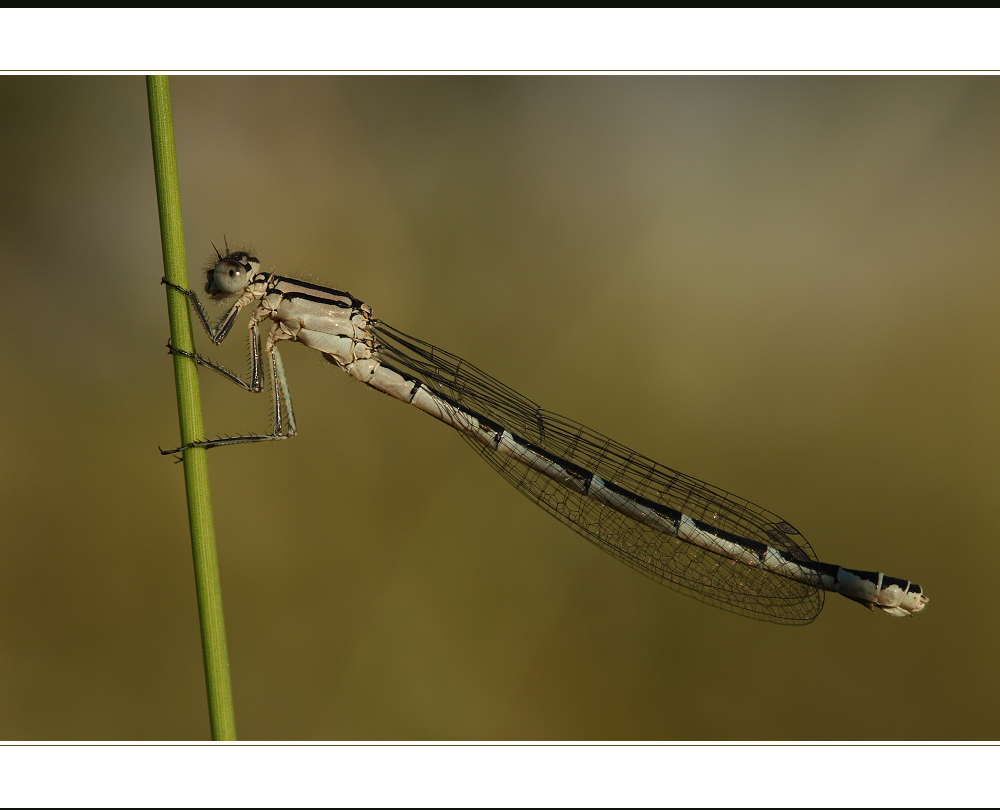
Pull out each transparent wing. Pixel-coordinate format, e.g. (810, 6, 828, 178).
(373, 323, 824, 624)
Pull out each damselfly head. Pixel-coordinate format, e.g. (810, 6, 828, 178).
(205, 250, 260, 297)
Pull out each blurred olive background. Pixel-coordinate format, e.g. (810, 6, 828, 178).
(0, 75, 996, 740)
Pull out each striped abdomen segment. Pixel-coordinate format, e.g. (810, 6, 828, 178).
(351, 348, 927, 619)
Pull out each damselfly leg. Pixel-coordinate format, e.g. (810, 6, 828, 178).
(162, 272, 296, 454)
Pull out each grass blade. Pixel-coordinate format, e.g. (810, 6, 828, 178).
(147, 75, 237, 741)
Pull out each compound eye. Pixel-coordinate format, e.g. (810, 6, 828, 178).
(213, 255, 255, 294)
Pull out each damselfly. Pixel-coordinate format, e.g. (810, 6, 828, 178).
(162, 246, 928, 625)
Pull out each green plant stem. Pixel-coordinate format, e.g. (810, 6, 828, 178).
(147, 75, 236, 741)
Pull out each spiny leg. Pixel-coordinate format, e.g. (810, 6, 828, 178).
(162, 278, 245, 344)
(165, 305, 266, 395)
(166, 342, 258, 393)
(268, 329, 297, 439)
(162, 301, 296, 455)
